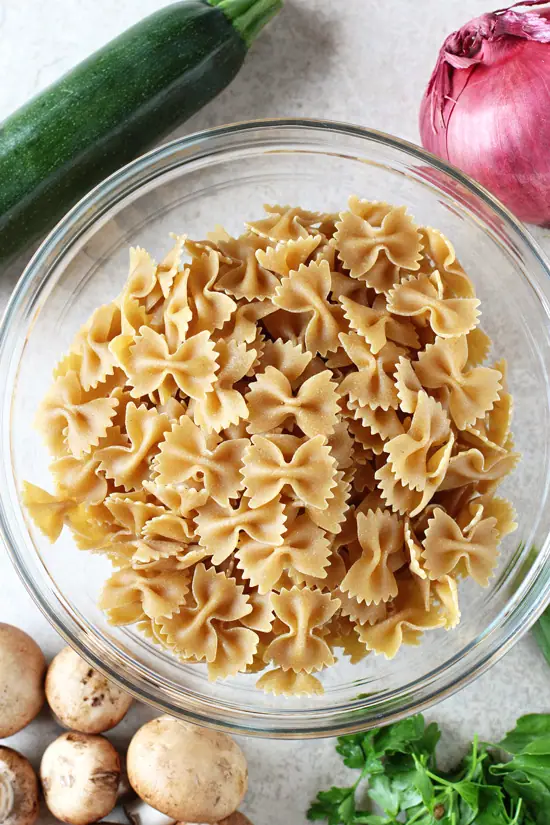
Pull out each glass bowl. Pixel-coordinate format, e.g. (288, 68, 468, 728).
(2, 119, 550, 739)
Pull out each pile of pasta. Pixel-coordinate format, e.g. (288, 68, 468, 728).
(24, 196, 519, 696)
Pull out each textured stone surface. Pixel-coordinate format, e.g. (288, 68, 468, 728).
(1, 2, 549, 823)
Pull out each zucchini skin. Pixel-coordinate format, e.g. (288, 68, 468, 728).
(0, 1, 247, 260)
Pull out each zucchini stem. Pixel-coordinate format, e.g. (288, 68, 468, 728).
(209, 0, 283, 47)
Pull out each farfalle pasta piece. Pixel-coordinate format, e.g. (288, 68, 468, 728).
(53, 350, 83, 380)
(422, 507, 499, 586)
(264, 587, 340, 673)
(357, 575, 445, 658)
(219, 299, 277, 345)
(472, 494, 517, 538)
(237, 514, 331, 594)
(327, 421, 355, 469)
(112, 326, 219, 404)
(394, 356, 423, 414)
(418, 227, 475, 298)
(330, 269, 372, 304)
(256, 235, 322, 277)
(377, 429, 454, 516)
(274, 261, 346, 356)
(184, 247, 237, 337)
(158, 564, 256, 675)
(387, 273, 480, 338)
(154, 415, 248, 506)
(256, 668, 324, 696)
(142, 509, 197, 543)
(206, 627, 259, 681)
(36, 371, 119, 458)
(338, 333, 402, 410)
(99, 563, 190, 624)
(97, 403, 171, 491)
(304, 470, 351, 534)
(143, 481, 208, 517)
(347, 418, 385, 455)
(470, 358, 513, 448)
(72, 302, 122, 390)
(132, 533, 207, 570)
(433, 575, 461, 630)
(241, 434, 337, 509)
(246, 366, 340, 437)
(341, 295, 420, 354)
(50, 424, 123, 505)
(340, 510, 405, 604)
(376, 463, 422, 516)
(439, 446, 519, 492)
(404, 517, 428, 579)
(335, 587, 388, 626)
(156, 233, 187, 298)
(258, 339, 312, 383)
(104, 492, 166, 538)
(335, 196, 422, 282)
(215, 232, 279, 300)
(384, 391, 452, 492)
(348, 400, 404, 441)
(124, 246, 163, 310)
(163, 267, 192, 350)
(414, 336, 502, 431)
(325, 616, 371, 664)
(466, 327, 492, 368)
(290, 543, 348, 592)
(262, 308, 308, 348)
(195, 496, 286, 565)
(190, 340, 256, 433)
(247, 204, 322, 242)
(241, 591, 275, 634)
(22, 482, 76, 542)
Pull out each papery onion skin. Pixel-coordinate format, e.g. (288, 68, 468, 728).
(420, 2, 550, 225)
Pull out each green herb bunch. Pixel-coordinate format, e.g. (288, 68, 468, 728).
(307, 713, 550, 824)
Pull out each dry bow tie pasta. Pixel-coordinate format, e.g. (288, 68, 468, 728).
(24, 197, 518, 696)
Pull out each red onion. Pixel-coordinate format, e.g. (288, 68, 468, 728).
(419, 1, 550, 225)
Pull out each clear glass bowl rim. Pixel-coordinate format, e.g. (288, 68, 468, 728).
(2, 117, 550, 739)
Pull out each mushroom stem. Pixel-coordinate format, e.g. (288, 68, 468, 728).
(123, 799, 175, 825)
(0, 771, 14, 821)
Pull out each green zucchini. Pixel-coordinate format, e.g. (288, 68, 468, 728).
(0, 0, 282, 261)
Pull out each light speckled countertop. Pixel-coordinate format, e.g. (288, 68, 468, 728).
(1, 2, 549, 823)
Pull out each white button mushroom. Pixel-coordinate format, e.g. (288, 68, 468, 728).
(45, 647, 133, 734)
(126, 717, 248, 825)
(177, 815, 253, 825)
(0, 624, 45, 738)
(40, 732, 121, 825)
(0, 747, 39, 825)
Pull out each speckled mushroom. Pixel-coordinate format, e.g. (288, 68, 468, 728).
(45, 647, 133, 734)
(125, 717, 248, 825)
(0, 747, 39, 825)
(0, 624, 45, 738)
(178, 814, 253, 825)
(40, 732, 121, 825)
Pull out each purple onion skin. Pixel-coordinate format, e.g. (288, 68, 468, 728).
(420, 8, 550, 226)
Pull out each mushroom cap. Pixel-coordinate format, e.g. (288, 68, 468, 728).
(40, 732, 120, 825)
(0, 747, 39, 825)
(45, 647, 133, 734)
(176, 814, 253, 825)
(0, 624, 45, 738)
(127, 716, 248, 824)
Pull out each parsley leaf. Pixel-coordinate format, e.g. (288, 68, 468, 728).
(308, 713, 550, 825)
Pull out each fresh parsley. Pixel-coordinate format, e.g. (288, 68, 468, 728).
(307, 713, 550, 824)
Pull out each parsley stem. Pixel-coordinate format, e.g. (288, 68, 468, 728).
(424, 770, 455, 787)
(510, 798, 523, 825)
